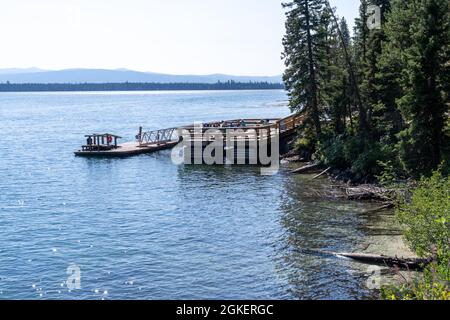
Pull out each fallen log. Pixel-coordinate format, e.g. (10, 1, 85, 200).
(281, 155, 305, 163)
(334, 252, 430, 271)
(290, 163, 321, 174)
(345, 184, 392, 201)
(306, 249, 430, 271)
(312, 167, 331, 180)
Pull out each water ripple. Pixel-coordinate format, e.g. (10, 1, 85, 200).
(0, 91, 377, 299)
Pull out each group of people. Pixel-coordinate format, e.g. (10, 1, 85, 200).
(202, 119, 270, 128)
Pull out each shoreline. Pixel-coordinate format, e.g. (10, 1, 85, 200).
(0, 82, 285, 93)
(286, 166, 418, 295)
(285, 160, 418, 264)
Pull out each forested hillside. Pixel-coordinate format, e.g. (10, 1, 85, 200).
(0, 81, 284, 92)
(282, 0, 450, 182)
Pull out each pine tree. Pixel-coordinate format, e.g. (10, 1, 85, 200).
(282, 0, 327, 138)
(337, 18, 354, 133)
(354, 0, 369, 66)
(317, 11, 352, 135)
(340, 18, 351, 48)
(354, 1, 399, 139)
(386, 0, 450, 175)
(359, 0, 391, 136)
(364, 1, 386, 127)
(374, 0, 405, 142)
(282, 0, 449, 179)
(351, 0, 371, 135)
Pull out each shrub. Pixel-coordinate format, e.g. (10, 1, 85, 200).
(397, 171, 450, 260)
(382, 171, 450, 300)
(316, 134, 388, 181)
(382, 263, 450, 300)
(293, 125, 318, 160)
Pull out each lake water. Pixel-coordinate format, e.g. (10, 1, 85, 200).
(0, 90, 387, 299)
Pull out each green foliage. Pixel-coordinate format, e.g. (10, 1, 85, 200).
(381, 172, 450, 300)
(282, 0, 328, 137)
(396, 128, 437, 178)
(397, 171, 450, 259)
(387, 0, 450, 175)
(282, 0, 449, 180)
(376, 159, 401, 185)
(281, 0, 450, 300)
(316, 134, 387, 181)
(294, 127, 317, 155)
(282, 0, 450, 300)
(382, 263, 450, 300)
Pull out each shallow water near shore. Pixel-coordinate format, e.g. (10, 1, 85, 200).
(0, 90, 409, 299)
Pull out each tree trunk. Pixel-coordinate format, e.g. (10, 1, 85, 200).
(291, 163, 321, 174)
(304, 0, 322, 137)
(326, 0, 367, 135)
(306, 249, 431, 271)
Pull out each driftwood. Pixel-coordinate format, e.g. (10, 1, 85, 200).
(290, 163, 321, 174)
(289, 164, 400, 202)
(312, 167, 331, 180)
(280, 150, 305, 163)
(334, 252, 430, 271)
(339, 184, 393, 201)
(346, 186, 385, 200)
(300, 184, 393, 202)
(281, 155, 305, 163)
(307, 249, 430, 271)
(362, 203, 394, 214)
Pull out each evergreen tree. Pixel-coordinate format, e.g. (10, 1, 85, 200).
(353, 0, 369, 66)
(337, 18, 354, 133)
(316, 6, 340, 132)
(386, 0, 450, 175)
(283, 0, 449, 180)
(282, 0, 327, 137)
(351, 0, 371, 134)
(374, 0, 406, 142)
(317, 12, 351, 135)
(339, 18, 351, 48)
(363, 0, 391, 131)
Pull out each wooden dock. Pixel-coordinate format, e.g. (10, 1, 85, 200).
(74, 141, 178, 157)
(74, 114, 305, 158)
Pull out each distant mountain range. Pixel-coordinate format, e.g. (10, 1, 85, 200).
(0, 68, 283, 84)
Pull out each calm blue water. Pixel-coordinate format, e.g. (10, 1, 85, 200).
(0, 90, 378, 300)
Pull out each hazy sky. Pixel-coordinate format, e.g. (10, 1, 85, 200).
(0, 0, 359, 75)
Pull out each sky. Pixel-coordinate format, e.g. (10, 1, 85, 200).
(0, 0, 360, 76)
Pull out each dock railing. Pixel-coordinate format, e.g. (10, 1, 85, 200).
(179, 120, 279, 143)
(138, 127, 179, 147)
(137, 114, 305, 147)
(277, 113, 305, 133)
